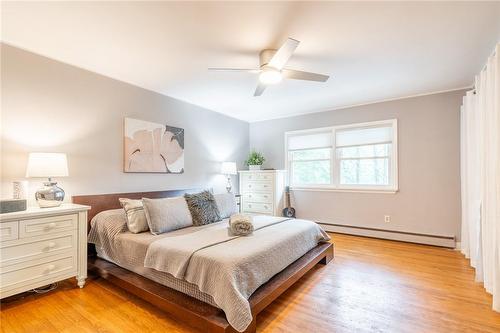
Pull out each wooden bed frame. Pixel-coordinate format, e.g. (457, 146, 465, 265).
(73, 190, 334, 333)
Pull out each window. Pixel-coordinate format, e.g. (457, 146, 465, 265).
(285, 119, 398, 192)
(288, 131, 332, 186)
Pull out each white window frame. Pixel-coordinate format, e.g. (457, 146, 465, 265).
(284, 119, 398, 193)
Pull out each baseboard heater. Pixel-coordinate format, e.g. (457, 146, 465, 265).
(317, 222, 456, 248)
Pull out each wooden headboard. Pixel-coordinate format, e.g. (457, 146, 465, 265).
(72, 189, 200, 227)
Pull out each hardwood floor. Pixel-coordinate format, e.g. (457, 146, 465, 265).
(1, 233, 499, 333)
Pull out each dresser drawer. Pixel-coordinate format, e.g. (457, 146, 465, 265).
(1, 232, 76, 267)
(0, 254, 76, 289)
(241, 173, 274, 182)
(257, 173, 274, 181)
(241, 202, 273, 214)
(0, 222, 19, 242)
(242, 193, 272, 204)
(241, 181, 273, 193)
(19, 214, 77, 238)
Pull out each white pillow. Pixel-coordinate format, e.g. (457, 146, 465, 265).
(214, 193, 238, 219)
(142, 197, 193, 235)
(119, 198, 149, 233)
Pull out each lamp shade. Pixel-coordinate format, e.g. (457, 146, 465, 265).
(221, 162, 237, 175)
(26, 153, 69, 178)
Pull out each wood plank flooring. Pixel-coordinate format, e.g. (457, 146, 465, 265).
(1, 233, 499, 333)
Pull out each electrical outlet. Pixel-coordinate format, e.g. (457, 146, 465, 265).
(384, 215, 391, 223)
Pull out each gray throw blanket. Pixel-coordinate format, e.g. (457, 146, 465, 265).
(229, 214, 254, 236)
(144, 216, 330, 332)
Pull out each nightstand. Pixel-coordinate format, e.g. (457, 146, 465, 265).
(0, 203, 90, 298)
(234, 194, 241, 213)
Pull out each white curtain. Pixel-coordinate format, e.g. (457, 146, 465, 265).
(460, 43, 500, 312)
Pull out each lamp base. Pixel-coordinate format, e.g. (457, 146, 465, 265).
(226, 176, 232, 193)
(35, 180, 65, 208)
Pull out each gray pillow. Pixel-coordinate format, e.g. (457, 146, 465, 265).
(142, 197, 193, 235)
(214, 193, 238, 219)
(119, 198, 149, 233)
(184, 191, 221, 226)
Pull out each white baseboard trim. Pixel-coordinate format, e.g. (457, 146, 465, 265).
(455, 242, 461, 251)
(318, 222, 456, 248)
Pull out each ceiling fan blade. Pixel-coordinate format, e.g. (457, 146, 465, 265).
(268, 38, 300, 70)
(254, 83, 267, 96)
(208, 68, 260, 73)
(282, 69, 329, 82)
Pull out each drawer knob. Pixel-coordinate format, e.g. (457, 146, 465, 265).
(47, 242, 56, 249)
(264, 205, 268, 209)
(248, 204, 252, 208)
(45, 264, 56, 273)
(47, 222, 57, 229)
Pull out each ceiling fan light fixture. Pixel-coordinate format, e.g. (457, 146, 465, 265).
(209, 38, 329, 95)
(259, 68, 282, 85)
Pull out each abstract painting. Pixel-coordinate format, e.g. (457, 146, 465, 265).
(124, 118, 184, 173)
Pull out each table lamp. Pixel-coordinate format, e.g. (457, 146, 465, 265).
(221, 162, 237, 193)
(26, 153, 68, 208)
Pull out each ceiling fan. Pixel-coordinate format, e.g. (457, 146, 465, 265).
(208, 38, 329, 96)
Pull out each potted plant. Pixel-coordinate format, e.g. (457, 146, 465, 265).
(245, 150, 265, 170)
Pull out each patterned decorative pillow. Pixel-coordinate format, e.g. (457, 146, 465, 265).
(214, 193, 238, 219)
(184, 191, 221, 226)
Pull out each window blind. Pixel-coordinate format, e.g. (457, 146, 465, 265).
(335, 126, 393, 148)
(287, 131, 332, 150)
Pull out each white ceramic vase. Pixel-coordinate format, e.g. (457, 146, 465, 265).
(248, 165, 261, 170)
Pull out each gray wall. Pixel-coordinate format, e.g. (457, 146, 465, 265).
(0, 43, 464, 240)
(250, 90, 464, 239)
(1, 44, 249, 205)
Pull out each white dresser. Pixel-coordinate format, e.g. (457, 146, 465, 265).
(239, 170, 286, 216)
(0, 204, 90, 299)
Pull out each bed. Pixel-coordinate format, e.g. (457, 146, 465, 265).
(73, 189, 333, 333)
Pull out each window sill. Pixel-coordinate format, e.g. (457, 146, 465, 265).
(289, 186, 398, 194)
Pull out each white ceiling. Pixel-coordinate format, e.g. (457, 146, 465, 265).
(2, 1, 499, 122)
